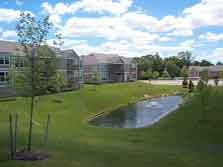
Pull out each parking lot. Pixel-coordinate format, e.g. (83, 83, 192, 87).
(141, 79, 223, 86)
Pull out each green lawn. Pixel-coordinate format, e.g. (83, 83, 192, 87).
(0, 82, 222, 167)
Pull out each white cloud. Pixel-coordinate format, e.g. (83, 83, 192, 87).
(199, 32, 223, 42)
(0, 8, 34, 22)
(182, 0, 223, 28)
(63, 39, 104, 56)
(58, 38, 196, 58)
(42, 0, 133, 25)
(121, 11, 158, 31)
(61, 16, 160, 42)
(205, 48, 223, 63)
(159, 37, 173, 42)
(40, 0, 223, 60)
(0, 8, 20, 22)
(42, 0, 133, 16)
(212, 48, 223, 59)
(2, 30, 17, 38)
(42, 2, 71, 16)
(167, 29, 193, 37)
(180, 40, 195, 50)
(78, 0, 133, 15)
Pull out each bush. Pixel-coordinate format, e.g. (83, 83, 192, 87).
(197, 79, 205, 92)
(188, 80, 194, 92)
(182, 78, 188, 88)
(214, 78, 219, 86)
(152, 71, 160, 79)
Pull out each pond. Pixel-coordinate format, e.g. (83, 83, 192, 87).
(89, 95, 183, 128)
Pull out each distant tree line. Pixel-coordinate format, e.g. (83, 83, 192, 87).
(134, 51, 222, 80)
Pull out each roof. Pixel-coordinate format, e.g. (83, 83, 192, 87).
(0, 40, 24, 55)
(121, 57, 135, 64)
(209, 65, 223, 72)
(0, 40, 79, 58)
(82, 53, 135, 65)
(53, 48, 79, 59)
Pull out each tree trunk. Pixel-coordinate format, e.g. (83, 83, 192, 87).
(9, 114, 14, 159)
(201, 94, 205, 120)
(27, 96, 34, 151)
(27, 47, 36, 151)
(14, 113, 18, 154)
(43, 113, 51, 148)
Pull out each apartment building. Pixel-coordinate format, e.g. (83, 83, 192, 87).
(82, 53, 137, 83)
(0, 40, 82, 93)
(188, 65, 223, 79)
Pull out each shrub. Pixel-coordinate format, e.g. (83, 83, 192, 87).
(214, 78, 219, 86)
(182, 78, 188, 88)
(188, 80, 194, 92)
(197, 79, 205, 92)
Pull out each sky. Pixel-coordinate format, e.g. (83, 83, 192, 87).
(0, 0, 223, 63)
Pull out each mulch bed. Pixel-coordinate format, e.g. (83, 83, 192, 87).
(14, 150, 49, 161)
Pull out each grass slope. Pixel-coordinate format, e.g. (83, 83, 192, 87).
(0, 82, 222, 167)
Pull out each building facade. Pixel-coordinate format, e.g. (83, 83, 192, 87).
(54, 49, 83, 90)
(0, 40, 82, 94)
(188, 65, 223, 79)
(82, 53, 137, 83)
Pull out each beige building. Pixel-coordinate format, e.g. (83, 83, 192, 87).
(82, 53, 137, 83)
(188, 65, 223, 79)
(0, 40, 83, 96)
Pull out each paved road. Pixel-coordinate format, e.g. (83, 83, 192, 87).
(141, 79, 223, 86)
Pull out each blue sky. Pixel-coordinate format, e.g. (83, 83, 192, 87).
(0, 0, 223, 63)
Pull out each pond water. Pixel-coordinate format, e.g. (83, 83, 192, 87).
(89, 95, 183, 128)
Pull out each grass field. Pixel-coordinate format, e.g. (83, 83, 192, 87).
(0, 82, 222, 167)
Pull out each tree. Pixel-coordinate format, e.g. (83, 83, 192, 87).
(197, 79, 205, 92)
(188, 80, 194, 92)
(191, 60, 201, 66)
(140, 70, 153, 80)
(180, 66, 188, 78)
(37, 45, 59, 94)
(94, 72, 101, 83)
(50, 71, 66, 92)
(8, 68, 25, 90)
(178, 51, 193, 67)
(196, 79, 211, 121)
(200, 69, 209, 85)
(16, 12, 53, 151)
(220, 71, 223, 86)
(152, 71, 160, 79)
(146, 69, 153, 80)
(162, 68, 170, 78)
(135, 53, 164, 79)
(151, 53, 164, 73)
(214, 77, 219, 86)
(140, 71, 147, 80)
(165, 60, 180, 78)
(182, 78, 188, 88)
(216, 61, 223, 65)
(200, 60, 213, 66)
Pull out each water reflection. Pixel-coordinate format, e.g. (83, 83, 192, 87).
(89, 96, 183, 128)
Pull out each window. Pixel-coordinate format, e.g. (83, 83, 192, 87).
(100, 64, 108, 72)
(15, 58, 25, 68)
(0, 72, 4, 81)
(0, 55, 10, 65)
(5, 57, 9, 64)
(0, 57, 4, 64)
(101, 72, 109, 80)
(5, 72, 8, 81)
(0, 72, 9, 82)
